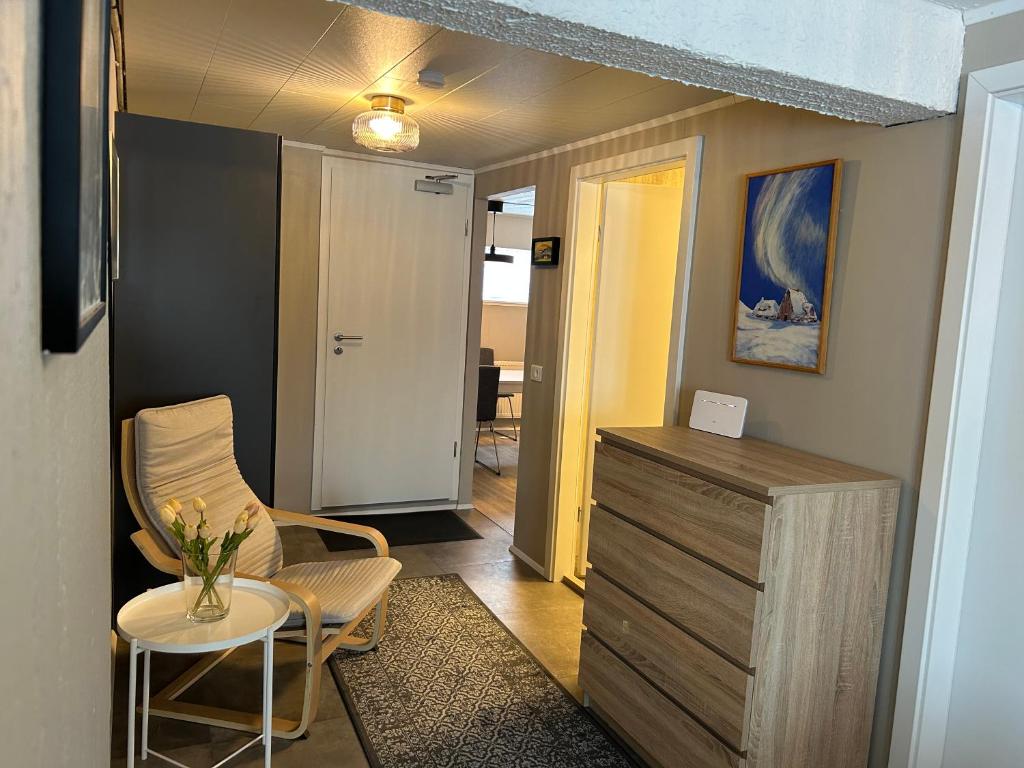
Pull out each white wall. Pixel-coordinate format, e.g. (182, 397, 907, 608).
(940, 122, 1024, 768)
(480, 212, 533, 362)
(0, 1, 113, 765)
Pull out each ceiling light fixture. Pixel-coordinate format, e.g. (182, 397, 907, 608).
(352, 95, 419, 153)
(486, 200, 514, 263)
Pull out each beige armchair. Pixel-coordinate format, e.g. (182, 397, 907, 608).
(121, 395, 400, 739)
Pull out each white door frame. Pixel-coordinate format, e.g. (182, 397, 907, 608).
(889, 60, 1024, 768)
(311, 153, 475, 512)
(537, 136, 704, 581)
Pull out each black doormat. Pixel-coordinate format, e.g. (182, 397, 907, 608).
(316, 510, 483, 551)
(329, 574, 636, 768)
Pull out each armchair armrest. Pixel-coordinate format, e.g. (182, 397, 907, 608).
(267, 508, 389, 557)
(130, 529, 180, 576)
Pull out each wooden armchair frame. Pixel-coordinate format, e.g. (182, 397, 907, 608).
(121, 418, 391, 740)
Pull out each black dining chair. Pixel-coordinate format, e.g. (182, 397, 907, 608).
(480, 347, 517, 440)
(475, 364, 502, 475)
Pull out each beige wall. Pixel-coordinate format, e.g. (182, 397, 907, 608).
(481, 302, 528, 362)
(0, 1, 112, 764)
(477, 98, 957, 765)
(274, 145, 322, 511)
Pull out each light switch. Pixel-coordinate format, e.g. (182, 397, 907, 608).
(530, 364, 543, 382)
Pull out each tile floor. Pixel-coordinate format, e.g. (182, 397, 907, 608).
(110, 509, 584, 767)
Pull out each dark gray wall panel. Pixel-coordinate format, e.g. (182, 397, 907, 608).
(112, 112, 280, 608)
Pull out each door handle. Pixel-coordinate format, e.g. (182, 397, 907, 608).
(334, 333, 364, 342)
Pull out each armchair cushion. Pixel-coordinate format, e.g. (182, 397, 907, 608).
(277, 557, 402, 627)
(134, 395, 284, 578)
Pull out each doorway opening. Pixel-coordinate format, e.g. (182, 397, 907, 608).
(473, 187, 536, 536)
(549, 138, 703, 586)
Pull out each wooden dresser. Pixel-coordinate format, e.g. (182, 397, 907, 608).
(578, 426, 899, 768)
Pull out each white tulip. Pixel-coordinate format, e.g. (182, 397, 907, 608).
(192, 496, 207, 514)
(184, 523, 198, 542)
(233, 513, 248, 535)
(158, 504, 176, 527)
(246, 512, 259, 531)
(197, 522, 212, 540)
(168, 498, 183, 513)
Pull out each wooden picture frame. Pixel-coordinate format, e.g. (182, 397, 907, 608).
(730, 159, 842, 374)
(40, 0, 111, 353)
(531, 236, 560, 268)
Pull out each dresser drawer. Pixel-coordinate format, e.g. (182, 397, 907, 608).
(580, 633, 742, 768)
(588, 506, 760, 666)
(583, 571, 753, 751)
(593, 441, 769, 583)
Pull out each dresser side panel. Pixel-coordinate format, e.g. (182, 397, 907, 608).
(746, 487, 898, 768)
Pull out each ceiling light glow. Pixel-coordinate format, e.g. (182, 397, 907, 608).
(353, 95, 419, 153)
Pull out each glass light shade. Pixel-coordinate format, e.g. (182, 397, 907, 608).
(353, 95, 419, 153)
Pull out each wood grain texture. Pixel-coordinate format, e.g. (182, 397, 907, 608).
(598, 426, 900, 501)
(584, 572, 754, 751)
(593, 441, 770, 583)
(588, 506, 760, 667)
(744, 487, 898, 768)
(580, 633, 743, 768)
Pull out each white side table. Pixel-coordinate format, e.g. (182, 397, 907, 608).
(117, 579, 290, 768)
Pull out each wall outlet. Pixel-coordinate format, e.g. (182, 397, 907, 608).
(530, 364, 543, 382)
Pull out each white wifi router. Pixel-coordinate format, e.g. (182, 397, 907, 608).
(689, 390, 748, 439)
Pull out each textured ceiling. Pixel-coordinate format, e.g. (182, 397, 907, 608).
(918, 0, 1005, 9)
(122, 0, 724, 169)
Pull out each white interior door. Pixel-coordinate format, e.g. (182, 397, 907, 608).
(574, 175, 685, 575)
(319, 157, 471, 508)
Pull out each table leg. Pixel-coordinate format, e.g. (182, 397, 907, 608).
(127, 639, 138, 768)
(141, 649, 151, 760)
(262, 629, 274, 766)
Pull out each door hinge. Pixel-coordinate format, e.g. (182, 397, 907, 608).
(454, 440, 459, 458)
(577, 505, 582, 522)
(465, 219, 469, 236)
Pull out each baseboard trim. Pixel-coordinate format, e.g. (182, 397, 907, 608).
(561, 574, 585, 597)
(509, 544, 551, 581)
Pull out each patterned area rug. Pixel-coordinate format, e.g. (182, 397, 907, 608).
(329, 575, 634, 768)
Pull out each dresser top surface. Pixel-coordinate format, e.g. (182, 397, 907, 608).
(597, 426, 899, 499)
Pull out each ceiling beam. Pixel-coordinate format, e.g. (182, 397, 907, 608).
(339, 0, 964, 125)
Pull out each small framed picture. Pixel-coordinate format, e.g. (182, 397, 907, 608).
(731, 159, 842, 374)
(531, 236, 560, 268)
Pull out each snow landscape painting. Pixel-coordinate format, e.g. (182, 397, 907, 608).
(731, 160, 841, 374)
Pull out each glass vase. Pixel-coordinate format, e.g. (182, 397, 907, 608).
(182, 548, 237, 623)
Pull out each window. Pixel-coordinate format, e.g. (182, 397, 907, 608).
(482, 248, 532, 304)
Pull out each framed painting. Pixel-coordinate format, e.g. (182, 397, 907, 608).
(531, 236, 560, 268)
(40, 0, 111, 353)
(730, 159, 842, 374)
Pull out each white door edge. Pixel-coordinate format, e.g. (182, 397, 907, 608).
(889, 60, 1024, 768)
